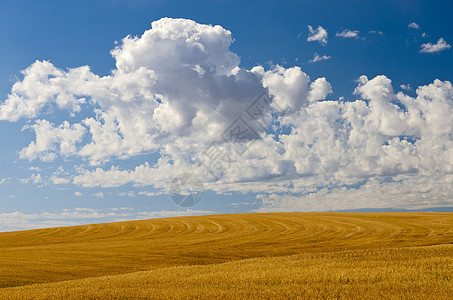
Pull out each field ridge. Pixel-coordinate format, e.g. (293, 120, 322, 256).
(0, 213, 452, 298)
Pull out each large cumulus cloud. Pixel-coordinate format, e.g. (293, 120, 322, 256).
(1, 18, 453, 211)
(1, 18, 267, 165)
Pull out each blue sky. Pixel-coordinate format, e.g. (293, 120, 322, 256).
(0, 0, 452, 231)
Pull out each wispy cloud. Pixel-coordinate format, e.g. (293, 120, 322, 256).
(336, 29, 359, 39)
(20, 173, 43, 185)
(0, 208, 215, 232)
(369, 30, 383, 35)
(400, 84, 412, 91)
(309, 53, 331, 63)
(0, 177, 11, 184)
(118, 191, 136, 198)
(94, 192, 105, 199)
(420, 38, 451, 53)
(307, 25, 328, 45)
(408, 22, 419, 29)
(138, 191, 159, 197)
(136, 209, 215, 219)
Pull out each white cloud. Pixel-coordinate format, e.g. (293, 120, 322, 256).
(0, 177, 10, 185)
(20, 120, 85, 162)
(49, 166, 71, 184)
(20, 173, 43, 185)
(74, 192, 83, 197)
(138, 191, 158, 197)
(51, 176, 70, 185)
(336, 29, 359, 38)
(308, 78, 333, 102)
(420, 38, 451, 53)
(1, 18, 453, 212)
(2, 18, 266, 166)
(307, 25, 328, 45)
(70, 76, 453, 203)
(94, 192, 104, 199)
(0, 61, 89, 122)
(255, 174, 453, 212)
(309, 53, 332, 63)
(118, 191, 135, 198)
(408, 22, 419, 29)
(400, 84, 412, 91)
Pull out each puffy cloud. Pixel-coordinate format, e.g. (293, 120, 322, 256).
(408, 22, 419, 29)
(1, 18, 453, 212)
(20, 173, 43, 185)
(21, 120, 86, 162)
(51, 176, 70, 185)
(309, 53, 331, 63)
(336, 29, 359, 38)
(50, 166, 71, 184)
(259, 65, 311, 111)
(111, 18, 239, 76)
(308, 78, 333, 102)
(71, 75, 453, 202)
(2, 18, 272, 165)
(420, 38, 451, 53)
(73, 158, 197, 192)
(307, 25, 328, 45)
(0, 61, 90, 122)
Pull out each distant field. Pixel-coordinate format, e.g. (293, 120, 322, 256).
(0, 213, 452, 299)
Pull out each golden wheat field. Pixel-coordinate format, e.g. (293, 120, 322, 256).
(0, 213, 452, 299)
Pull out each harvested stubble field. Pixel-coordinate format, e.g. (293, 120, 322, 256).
(0, 213, 452, 299)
